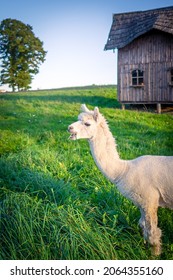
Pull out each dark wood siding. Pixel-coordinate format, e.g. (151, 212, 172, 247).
(118, 30, 173, 103)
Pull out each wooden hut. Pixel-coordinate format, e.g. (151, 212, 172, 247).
(104, 6, 173, 113)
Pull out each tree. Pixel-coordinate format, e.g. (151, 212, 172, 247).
(0, 18, 47, 91)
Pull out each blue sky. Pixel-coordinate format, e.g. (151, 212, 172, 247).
(0, 0, 173, 90)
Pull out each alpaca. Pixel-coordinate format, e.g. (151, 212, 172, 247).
(68, 104, 173, 255)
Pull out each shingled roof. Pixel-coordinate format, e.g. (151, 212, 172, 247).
(104, 6, 173, 50)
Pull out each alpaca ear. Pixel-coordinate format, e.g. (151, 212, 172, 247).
(81, 104, 90, 113)
(94, 107, 99, 121)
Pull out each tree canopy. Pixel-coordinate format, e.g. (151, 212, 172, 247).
(0, 18, 47, 91)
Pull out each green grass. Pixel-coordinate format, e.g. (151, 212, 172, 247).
(0, 85, 173, 260)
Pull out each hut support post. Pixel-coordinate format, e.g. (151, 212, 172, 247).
(121, 104, 125, 110)
(157, 103, 161, 114)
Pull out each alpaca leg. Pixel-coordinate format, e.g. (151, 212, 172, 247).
(140, 206, 162, 256)
(146, 207, 162, 256)
(139, 208, 146, 232)
(139, 208, 146, 243)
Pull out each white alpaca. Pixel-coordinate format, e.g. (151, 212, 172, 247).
(68, 104, 173, 255)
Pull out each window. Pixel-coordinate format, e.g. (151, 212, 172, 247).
(170, 68, 173, 86)
(132, 69, 144, 86)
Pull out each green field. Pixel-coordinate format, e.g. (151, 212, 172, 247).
(0, 86, 173, 260)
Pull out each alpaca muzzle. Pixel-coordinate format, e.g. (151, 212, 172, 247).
(68, 125, 77, 140)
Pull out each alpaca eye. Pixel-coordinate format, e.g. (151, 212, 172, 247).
(84, 122, 91, 127)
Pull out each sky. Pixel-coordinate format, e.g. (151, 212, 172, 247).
(0, 0, 173, 90)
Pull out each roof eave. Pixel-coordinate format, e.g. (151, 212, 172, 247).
(104, 28, 173, 51)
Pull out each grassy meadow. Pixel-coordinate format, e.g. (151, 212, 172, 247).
(0, 85, 173, 260)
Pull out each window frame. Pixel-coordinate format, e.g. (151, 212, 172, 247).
(131, 69, 144, 87)
(169, 68, 173, 86)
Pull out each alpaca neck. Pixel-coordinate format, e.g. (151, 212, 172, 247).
(88, 120, 127, 183)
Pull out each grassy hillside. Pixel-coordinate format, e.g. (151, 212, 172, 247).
(0, 86, 173, 260)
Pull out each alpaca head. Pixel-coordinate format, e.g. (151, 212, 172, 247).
(68, 104, 100, 140)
